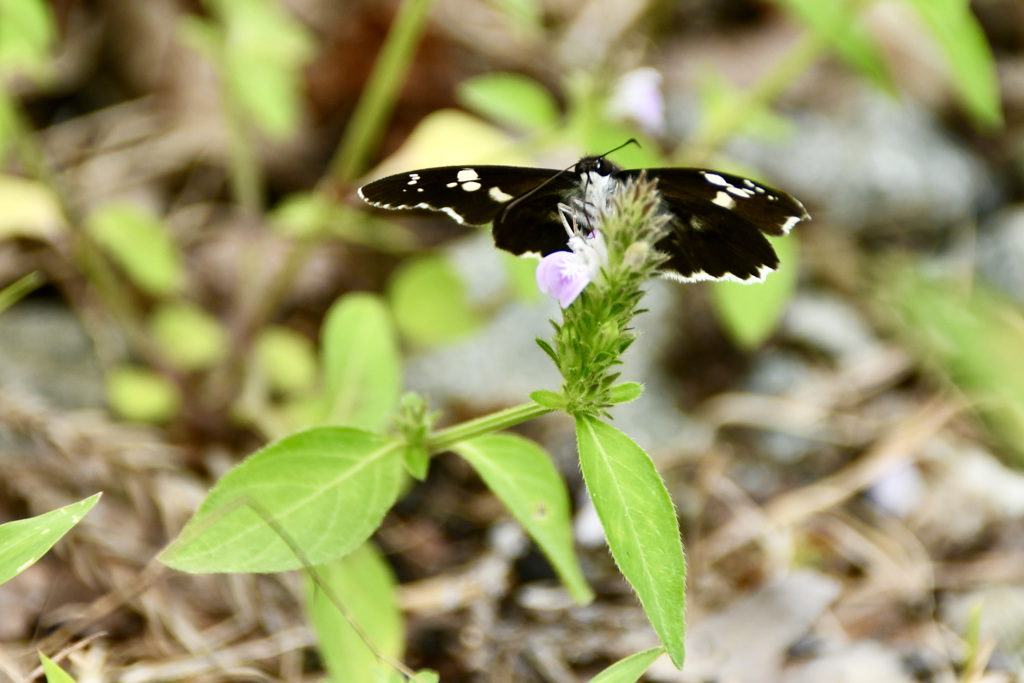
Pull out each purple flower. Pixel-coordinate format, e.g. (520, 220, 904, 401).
(608, 67, 665, 136)
(536, 233, 607, 308)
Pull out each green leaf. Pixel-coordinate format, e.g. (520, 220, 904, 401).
(529, 389, 564, 410)
(0, 93, 15, 160)
(39, 653, 76, 683)
(902, 0, 1002, 128)
(207, 0, 316, 138)
(0, 0, 56, 78)
(0, 494, 100, 585)
(881, 267, 1024, 465)
(85, 203, 183, 296)
(772, 0, 891, 90)
(711, 234, 799, 349)
(575, 416, 686, 668)
(150, 302, 230, 371)
(534, 337, 559, 366)
(254, 326, 317, 396)
(588, 647, 664, 683)
(319, 293, 401, 431)
(0, 175, 66, 240)
(457, 72, 560, 131)
(159, 427, 405, 573)
(106, 366, 181, 423)
(388, 254, 480, 346)
(697, 69, 795, 141)
(404, 444, 429, 481)
(271, 192, 415, 252)
(305, 543, 405, 683)
(608, 382, 643, 404)
(453, 434, 593, 604)
(502, 251, 543, 301)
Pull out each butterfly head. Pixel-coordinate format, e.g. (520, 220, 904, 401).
(574, 156, 620, 178)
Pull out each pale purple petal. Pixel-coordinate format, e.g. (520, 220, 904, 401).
(536, 251, 591, 308)
(608, 67, 665, 136)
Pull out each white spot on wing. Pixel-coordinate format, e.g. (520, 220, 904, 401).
(461, 181, 482, 192)
(712, 191, 735, 209)
(780, 214, 802, 234)
(457, 169, 480, 182)
(489, 186, 514, 203)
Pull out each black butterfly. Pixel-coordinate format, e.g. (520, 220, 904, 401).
(358, 153, 809, 282)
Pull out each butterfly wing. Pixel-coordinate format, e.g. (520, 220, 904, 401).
(490, 175, 585, 257)
(618, 168, 810, 282)
(358, 166, 562, 226)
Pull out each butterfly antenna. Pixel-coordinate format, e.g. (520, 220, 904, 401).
(497, 159, 580, 223)
(498, 140, 639, 225)
(598, 138, 640, 157)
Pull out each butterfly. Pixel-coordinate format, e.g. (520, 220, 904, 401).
(358, 150, 809, 283)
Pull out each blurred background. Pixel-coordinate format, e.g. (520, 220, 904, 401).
(2, 0, 1024, 681)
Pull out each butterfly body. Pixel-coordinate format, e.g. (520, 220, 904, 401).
(358, 155, 809, 283)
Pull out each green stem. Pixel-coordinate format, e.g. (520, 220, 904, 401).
(0, 271, 44, 315)
(426, 402, 554, 453)
(223, 93, 264, 214)
(331, 0, 435, 182)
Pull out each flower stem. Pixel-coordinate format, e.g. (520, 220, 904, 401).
(426, 402, 554, 453)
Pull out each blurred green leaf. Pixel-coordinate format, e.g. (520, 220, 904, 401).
(0, 93, 14, 160)
(0, 0, 56, 79)
(106, 366, 181, 423)
(305, 543, 405, 683)
(320, 293, 401, 431)
(0, 494, 100, 586)
(389, 254, 480, 346)
(589, 647, 665, 683)
(453, 434, 594, 604)
(150, 302, 230, 371)
(272, 192, 416, 253)
(85, 203, 183, 297)
(902, 0, 1002, 128)
(576, 415, 686, 668)
(39, 653, 77, 683)
(486, 0, 543, 35)
(881, 266, 1024, 464)
(711, 234, 799, 349)
(697, 68, 795, 141)
(457, 72, 560, 132)
(255, 326, 317, 396)
(502, 251, 543, 301)
(0, 174, 66, 241)
(180, 0, 315, 138)
(210, 0, 316, 138)
(771, 0, 892, 90)
(159, 427, 405, 573)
